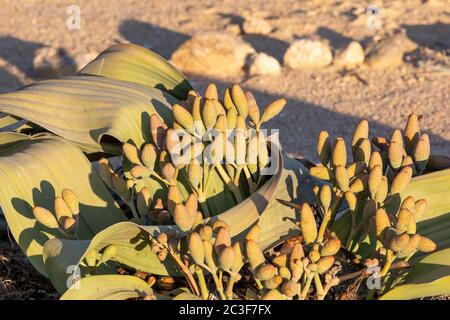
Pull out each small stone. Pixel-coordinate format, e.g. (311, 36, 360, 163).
(334, 41, 365, 68)
(283, 39, 333, 69)
(242, 16, 272, 35)
(366, 33, 417, 69)
(225, 23, 241, 35)
(171, 32, 254, 77)
(248, 53, 281, 76)
(32, 46, 76, 79)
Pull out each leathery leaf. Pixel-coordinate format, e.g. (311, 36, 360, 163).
(61, 274, 154, 300)
(0, 135, 126, 275)
(80, 43, 193, 100)
(0, 75, 176, 154)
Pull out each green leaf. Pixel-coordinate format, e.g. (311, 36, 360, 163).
(380, 249, 450, 299)
(61, 274, 153, 300)
(0, 135, 127, 275)
(79, 43, 193, 100)
(0, 75, 176, 154)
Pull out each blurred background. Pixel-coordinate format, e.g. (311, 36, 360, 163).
(0, 0, 448, 162)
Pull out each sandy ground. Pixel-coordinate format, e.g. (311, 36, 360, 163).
(0, 0, 448, 162)
(0, 0, 449, 299)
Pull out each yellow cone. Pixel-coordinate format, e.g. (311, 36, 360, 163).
(261, 98, 286, 123)
(320, 238, 341, 256)
(317, 256, 335, 274)
(344, 191, 357, 211)
(388, 140, 403, 170)
(414, 133, 430, 171)
(396, 208, 413, 234)
(414, 199, 427, 219)
(231, 84, 248, 118)
(300, 203, 317, 244)
(173, 203, 194, 232)
(141, 144, 157, 171)
(391, 166, 413, 194)
(256, 264, 277, 281)
(368, 165, 382, 198)
(205, 83, 218, 100)
(246, 91, 260, 125)
(375, 176, 388, 203)
(335, 165, 350, 192)
(332, 137, 347, 167)
(32, 206, 59, 229)
(189, 232, 205, 265)
(61, 189, 79, 216)
(375, 208, 391, 237)
(317, 130, 331, 166)
(150, 114, 167, 150)
(417, 236, 436, 253)
(404, 113, 420, 154)
(354, 138, 371, 166)
(123, 143, 141, 165)
(173, 104, 194, 134)
(319, 185, 332, 212)
(223, 88, 237, 112)
(309, 166, 332, 181)
(369, 151, 383, 171)
(202, 99, 217, 129)
(246, 239, 266, 272)
(351, 119, 369, 155)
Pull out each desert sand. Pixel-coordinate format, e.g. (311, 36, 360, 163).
(0, 0, 448, 160)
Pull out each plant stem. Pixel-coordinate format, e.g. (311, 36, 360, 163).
(210, 271, 226, 300)
(197, 192, 211, 218)
(336, 260, 408, 284)
(215, 165, 243, 203)
(155, 242, 200, 297)
(226, 276, 237, 300)
(195, 266, 209, 300)
(345, 211, 356, 248)
(150, 172, 170, 186)
(317, 210, 331, 243)
(243, 165, 255, 193)
(255, 279, 264, 291)
(380, 250, 395, 277)
(366, 288, 375, 300)
(314, 273, 325, 300)
(329, 192, 343, 224)
(127, 189, 140, 220)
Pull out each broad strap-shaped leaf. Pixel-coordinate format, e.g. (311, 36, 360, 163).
(0, 131, 30, 152)
(0, 135, 127, 275)
(61, 275, 154, 300)
(43, 152, 320, 293)
(0, 75, 176, 154)
(380, 249, 450, 299)
(79, 43, 193, 100)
